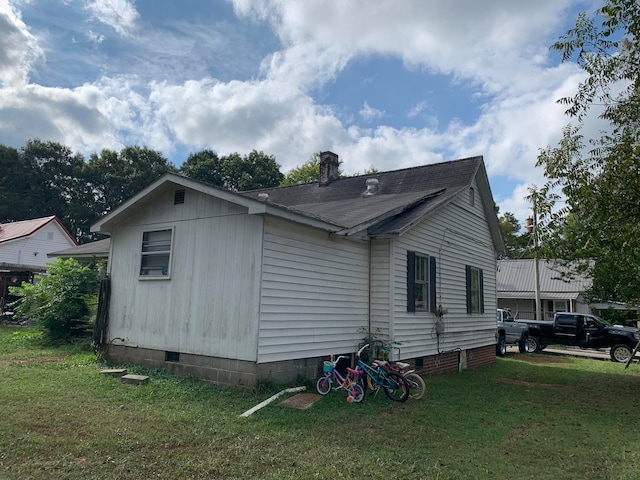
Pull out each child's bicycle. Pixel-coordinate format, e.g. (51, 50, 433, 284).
(368, 343, 426, 400)
(355, 344, 410, 402)
(369, 359, 426, 400)
(316, 355, 365, 403)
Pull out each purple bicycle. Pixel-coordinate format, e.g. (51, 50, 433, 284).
(316, 355, 365, 403)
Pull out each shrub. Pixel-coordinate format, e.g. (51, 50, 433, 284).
(9, 258, 100, 342)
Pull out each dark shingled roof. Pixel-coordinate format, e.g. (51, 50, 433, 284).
(241, 156, 483, 236)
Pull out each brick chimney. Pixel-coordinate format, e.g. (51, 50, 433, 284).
(319, 151, 339, 186)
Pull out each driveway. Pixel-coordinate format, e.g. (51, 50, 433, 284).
(505, 345, 612, 361)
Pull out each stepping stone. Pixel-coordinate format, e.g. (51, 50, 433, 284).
(280, 393, 322, 410)
(100, 369, 127, 376)
(121, 374, 149, 385)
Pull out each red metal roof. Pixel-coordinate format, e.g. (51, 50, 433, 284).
(0, 216, 78, 245)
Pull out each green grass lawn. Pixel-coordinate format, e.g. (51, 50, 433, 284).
(1, 325, 639, 479)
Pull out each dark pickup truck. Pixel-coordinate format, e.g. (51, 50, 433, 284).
(519, 312, 640, 363)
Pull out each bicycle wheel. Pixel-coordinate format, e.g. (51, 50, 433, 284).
(405, 372, 426, 400)
(316, 375, 331, 395)
(347, 383, 365, 403)
(382, 371, 410, 402)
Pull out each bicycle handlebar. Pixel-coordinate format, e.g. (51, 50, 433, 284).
(357, 343, 369, 358)
(329, 354, 350, 366)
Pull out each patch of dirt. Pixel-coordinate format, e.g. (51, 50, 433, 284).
(495, 377, 574, 391)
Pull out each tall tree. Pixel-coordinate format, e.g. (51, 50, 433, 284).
(180, 149, 283, 191)
(222, 150, 284, 191)
(180, 150, 225, 186)
(18, 140, 93, 240)
(0, 145, 41, 223)
(536, 0, 640, 305)
(85, 146, 177, 216)
(497, 210, 532, 258)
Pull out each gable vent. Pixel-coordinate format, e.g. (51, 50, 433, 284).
(174, 189, 185, 205)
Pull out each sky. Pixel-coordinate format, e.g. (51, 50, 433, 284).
(1, 0, 601, 225)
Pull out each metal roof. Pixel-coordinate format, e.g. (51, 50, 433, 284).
(0, 216, 77, 245)
(497, 259, 591, 299)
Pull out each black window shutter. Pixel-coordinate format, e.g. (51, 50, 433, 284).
(407, 251, 415, 312)
(429, 256, 437, 313)
(465, 265, 472, 314)
(479, 268, 484, 313)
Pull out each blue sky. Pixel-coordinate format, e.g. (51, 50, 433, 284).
(1, 0, 599, 224)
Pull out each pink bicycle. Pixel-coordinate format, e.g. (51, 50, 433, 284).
(316, 355, 365, 403)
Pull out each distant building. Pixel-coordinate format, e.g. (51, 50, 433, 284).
(497, 259, 592, 320)
(0, 216, 77, 311)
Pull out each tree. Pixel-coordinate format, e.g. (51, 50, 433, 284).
(0, 144, 41, 223)
(221, 150, 284, 191)
(497, 210, 532, 258)
(536, 0, 640, 305)
(180, 150, 225, 186)
(19, 140, 95, 241)
(85, 146, 177, 217)
(9, 258, 100, 342)
(180, 149, 284, 191)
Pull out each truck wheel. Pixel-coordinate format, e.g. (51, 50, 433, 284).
(496, 336, 506, 356)
(610, 344, 632, 363)
(525, 336, 542, 353)
(518, 335, 527, 353)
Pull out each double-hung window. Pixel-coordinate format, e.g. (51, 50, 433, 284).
(407, 251, 437, 313)
(140, 228, 173, 278)
(465, 265, 484, 313)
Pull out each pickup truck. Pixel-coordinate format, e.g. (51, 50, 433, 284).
(518, 312, 640, 363)
(496, 309, 529, 356)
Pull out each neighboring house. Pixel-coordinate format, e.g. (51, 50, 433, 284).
(496, 259, 592, 320)
(91, 152, 505, 386)
(0, 216, 78, 310)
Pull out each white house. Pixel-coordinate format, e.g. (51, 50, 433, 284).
(0, 215, 78, 310)
(91, 152, 505, 385)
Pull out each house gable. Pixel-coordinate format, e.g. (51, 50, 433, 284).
(0, 216, 78, 270)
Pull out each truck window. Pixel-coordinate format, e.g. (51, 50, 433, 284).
(556, 314, 577, 327)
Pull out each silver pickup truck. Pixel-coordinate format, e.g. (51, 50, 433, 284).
(496, 309, 529, 356)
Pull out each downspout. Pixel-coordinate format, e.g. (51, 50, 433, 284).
(367, 240, 372, 342)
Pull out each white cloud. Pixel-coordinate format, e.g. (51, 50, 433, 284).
(83, 0, 139, 37)
(359, 102, 384, 121)
(0, 1, 42, 86)
(0, 0, 600, 223)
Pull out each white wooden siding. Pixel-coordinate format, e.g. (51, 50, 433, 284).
(106, 186, 263, 361)
(258, 217, 369, 363)
(0, 222, 76, 268)
(389, 178, 498, 359)
(370, 239, 392, 340)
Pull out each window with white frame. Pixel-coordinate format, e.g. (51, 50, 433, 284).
(465, 265, 484, 314)
(140, 228, 173, 277)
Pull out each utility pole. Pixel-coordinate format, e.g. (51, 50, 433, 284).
(527, 194, 542, 321)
